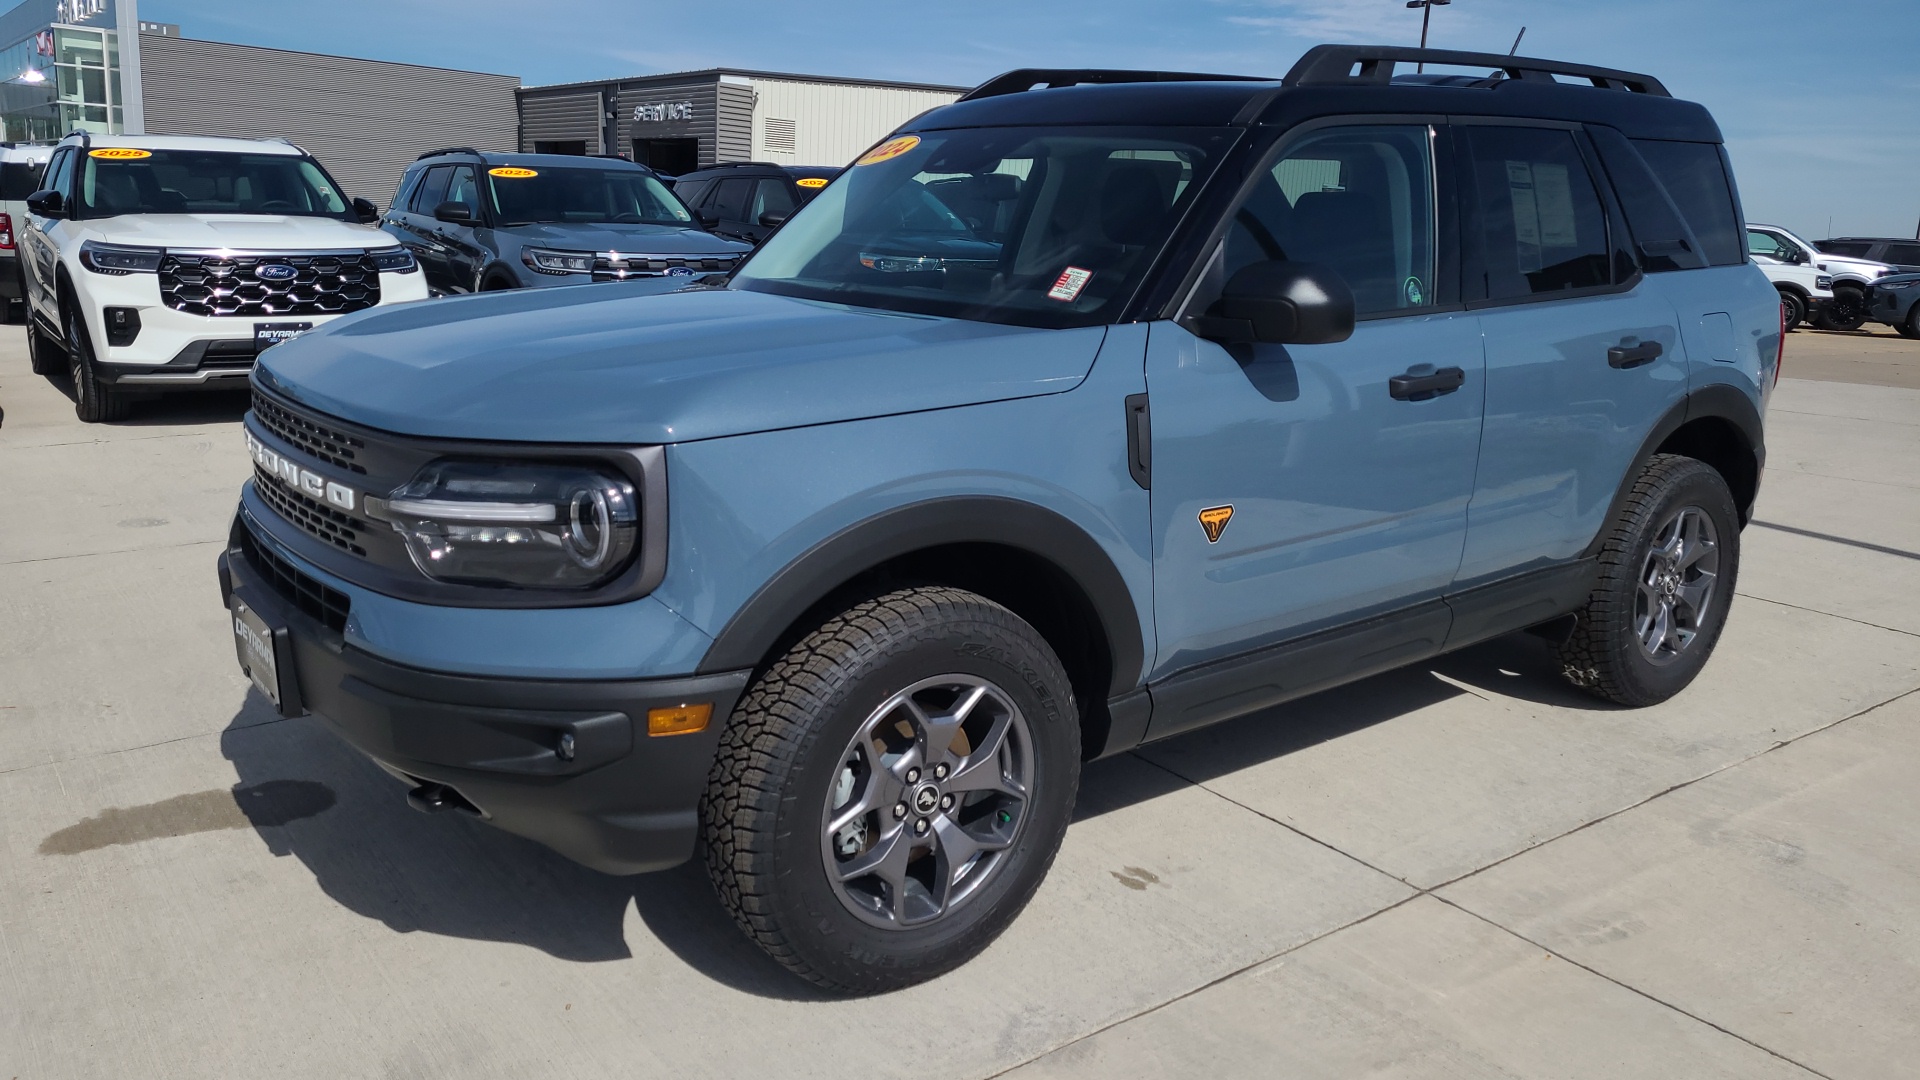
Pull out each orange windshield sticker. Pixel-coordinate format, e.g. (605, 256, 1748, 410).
(488, 167, 538, 178)
(88, 148, 152, 160)
(855, 135, 920, 166)
(796, 176, 829, 188)
(1198, 505, 1235, 544)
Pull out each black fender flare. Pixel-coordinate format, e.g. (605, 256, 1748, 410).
(1582, 383, 1766, 559)
(696, 496, 1147, 699)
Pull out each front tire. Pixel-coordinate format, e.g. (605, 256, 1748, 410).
(1899, 304, 1920, 340)
(1557, 454, 1741, 706)
(65, 301, 129, 423)
(703, 586, 1080, 994)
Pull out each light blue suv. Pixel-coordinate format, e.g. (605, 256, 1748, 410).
(219, 45, 1779, 993)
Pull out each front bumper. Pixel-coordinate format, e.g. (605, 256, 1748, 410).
(1871, 288, 1917, 327)
(217, 523, 749, 876)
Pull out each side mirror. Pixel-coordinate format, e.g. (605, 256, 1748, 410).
(26, 189, 63, 218)
(352, 197, 380, 224)
(695, 209, 721, 227)
(1185, 261, 1355, 346)
(757, 210, 788, 228)
(432, 201, 474, 224)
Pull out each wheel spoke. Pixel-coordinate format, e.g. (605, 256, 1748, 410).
(1643, 601, 1673, 653)
(903, 695, 967, 768)
(929, 815, 1007, 908)
(1675, 573, 1715, 620)
(946, 710, 1025, 798)
(836, 822, 912, 887)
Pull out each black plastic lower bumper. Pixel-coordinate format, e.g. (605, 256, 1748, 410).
(217, 537, 749, 876)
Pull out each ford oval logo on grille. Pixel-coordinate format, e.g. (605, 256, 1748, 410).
(257, 264, 299, 281)
(665, 266, 695, 277)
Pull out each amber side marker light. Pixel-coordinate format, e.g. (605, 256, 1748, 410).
(647, 703, 712, 736)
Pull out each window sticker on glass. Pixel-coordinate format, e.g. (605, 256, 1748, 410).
(1505, 159, 1580, 273)
(1047, 266, 1092, 301)
(489, 167, 538, 179)
(1404, 276, 1425, 306)
(856, 135, 920, 166)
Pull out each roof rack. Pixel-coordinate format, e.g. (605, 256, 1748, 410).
(692, 160, 787, 170)
(1284, 44, 1670, 97)
(960, 68, 1268, 101)
(414, 146, 483, 161)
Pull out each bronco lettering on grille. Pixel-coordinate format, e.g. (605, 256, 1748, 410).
(246, 429, 359, 512)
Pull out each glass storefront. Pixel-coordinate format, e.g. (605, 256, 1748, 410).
(0, 16, 127, 141)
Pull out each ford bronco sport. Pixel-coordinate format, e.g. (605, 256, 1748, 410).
(219, 45, 1779, 994)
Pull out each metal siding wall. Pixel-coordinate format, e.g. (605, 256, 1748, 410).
(613, 80, 718, 166)
(517, 91, 601, 153)
(715, 81, 755, 163)
(138, 36, 520, 207)
(747, 79, 961, 167)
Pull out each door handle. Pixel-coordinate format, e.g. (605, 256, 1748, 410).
(1608, 340, 1663, 369)
(1389, 366, 1466, 401)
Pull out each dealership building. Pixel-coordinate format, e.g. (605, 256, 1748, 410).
(516, 70, 964, 175)
(0, 0, 965, 205)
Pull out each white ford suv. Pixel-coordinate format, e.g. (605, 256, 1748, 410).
(21, 133, 427, 421)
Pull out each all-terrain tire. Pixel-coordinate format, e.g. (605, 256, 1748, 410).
(702, 586, 1079, 994)
(1900, 303, 1920, 340)
(1778, 290, 1805, 332)
(65, 300, 129, 423)
(1813, 285, 1868, 332)
(1556, 454, 1741, 706)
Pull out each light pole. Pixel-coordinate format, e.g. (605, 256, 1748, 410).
(1406, 0, 1452, 72)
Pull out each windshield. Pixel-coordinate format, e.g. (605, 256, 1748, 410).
(732, 126, 1235, 328)
(77, 150, 352, 219)
(488, 167, 693, 227)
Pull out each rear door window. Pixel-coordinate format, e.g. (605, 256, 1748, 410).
(1630, 139, 1743, 266)
(1818, 240, 1872, 257)
(1880, 242, 1920, 267)
(672, 178, 711, 208)
(1462, 126, 1613, 300)
(412, 166, 452, 213)
(708, 178, 753, 223)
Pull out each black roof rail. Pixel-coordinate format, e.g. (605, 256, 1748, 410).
(1284, 44, 1670, 97)
(961, 68, 1269, 101)
(692, 160, 786, 170)
(414, 146, 484, 161)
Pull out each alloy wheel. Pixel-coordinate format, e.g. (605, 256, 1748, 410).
(1634, 505, 1720, 665)
(820, 674, 1033, 930)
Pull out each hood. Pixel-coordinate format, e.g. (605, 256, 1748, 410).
(82, 214, 398, 251)
(499, 221, 749, 255)
(1815, 252, 1894, 275)
(255, 286, 1105, 444)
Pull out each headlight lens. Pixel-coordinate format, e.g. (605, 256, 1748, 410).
(521, 248, 595, 275)
(1884, 280, 1919, 290)
(1816, 275, 1833, 289)
(370, 461, 639, 589)
(368, 247, 418, 273)
(78, 240, 163, 275)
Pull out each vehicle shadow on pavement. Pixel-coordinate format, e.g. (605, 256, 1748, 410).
(217, 707, 832, 1001)
(213, 631, 1599, 999)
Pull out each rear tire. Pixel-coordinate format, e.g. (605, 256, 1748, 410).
(1899, 304, 1920, 340)
(703, 586, 1079, 994)
(27, 314, 60, 376)
(1777, 290, 1805, 332)
(1813, 285, 1868, 331)
(65, 301, 129, 423)
(1557, 454, 1740, 707)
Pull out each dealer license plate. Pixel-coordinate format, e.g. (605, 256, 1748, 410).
(231, 598, 282, 707)
(254, 322, 314, 352)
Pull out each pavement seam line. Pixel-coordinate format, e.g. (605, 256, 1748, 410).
(1433, 895, 1836, 1079)
(1734, 592, 1920, 640)
(982, 891, 1429, 1079)
(0, 536, 225, 568)
(0, 716, 292, 779)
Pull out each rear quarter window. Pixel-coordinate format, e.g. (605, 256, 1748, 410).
(1630, 139, 1744, 267)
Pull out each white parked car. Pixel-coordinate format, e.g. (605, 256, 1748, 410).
(1746, 222, 1896, 331)
(20, 133, 428, 422)
(0, 141, 54, 320)
(1745, 225, 1831, 331)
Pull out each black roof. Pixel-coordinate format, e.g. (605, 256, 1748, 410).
(675, 162, 845, 179)
(910, 45, 1720, 143)
(412, 148, 656, 171)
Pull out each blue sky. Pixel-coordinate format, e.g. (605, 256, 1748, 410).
(143, 0, 1920, 240)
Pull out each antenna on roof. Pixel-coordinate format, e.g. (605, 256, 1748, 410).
(1509, 27, 1527, 55)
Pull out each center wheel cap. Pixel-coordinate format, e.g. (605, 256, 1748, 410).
(912, 783, 942, 815)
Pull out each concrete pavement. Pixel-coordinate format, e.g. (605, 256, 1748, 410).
(0, 323, 1915, 1078)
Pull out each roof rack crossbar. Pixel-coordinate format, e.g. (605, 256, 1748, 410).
(1284, 44, 1670, 98)
(961, 68, 1268, 101)
(415, 146, 483, 161)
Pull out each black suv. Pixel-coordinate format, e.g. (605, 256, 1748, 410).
(1815, 236, 1920, 274)
(669, 162, 842, 244)
(383, 149, 749, 295)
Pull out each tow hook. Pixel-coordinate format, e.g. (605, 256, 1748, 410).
(406, 782, 482, 817)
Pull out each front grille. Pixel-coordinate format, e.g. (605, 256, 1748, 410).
(254, 465, 371, 556)
(160, 251, 382, 318)
(592, 252, 741, 283)
(239, 525, 351, 634)
(253, 390, 367, 474)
